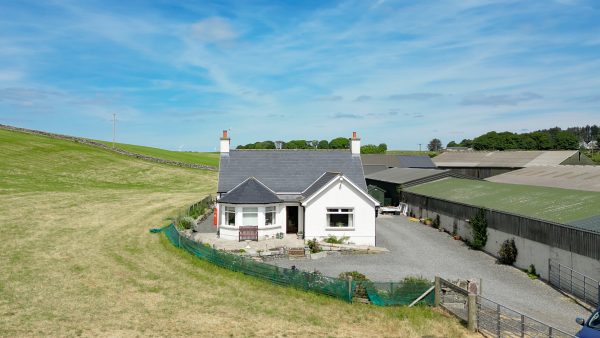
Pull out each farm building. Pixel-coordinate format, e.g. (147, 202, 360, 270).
(486, 165, 600, 192)
(365, 167, 454, 206)
(432, 150, 593, 179)
(361, 154, 436, 175)
(216, 131, 379, 245)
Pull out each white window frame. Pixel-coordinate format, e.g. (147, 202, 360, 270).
(225, 206, 236, 226)
(326, 208, 354, 228)
(242, 207, 259, 226)
(265, 206, 276, 226)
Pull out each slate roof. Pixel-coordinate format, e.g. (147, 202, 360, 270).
(301, 172, 340, 199)
(218, 177, 282, 204)
(218, 150, 367, 193)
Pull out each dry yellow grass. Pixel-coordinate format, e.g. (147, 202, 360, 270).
(0, 129, 477, 337)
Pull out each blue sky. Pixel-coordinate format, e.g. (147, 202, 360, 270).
(1, 0, 599, 151)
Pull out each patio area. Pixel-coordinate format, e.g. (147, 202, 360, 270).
(189, 231, 305, 252)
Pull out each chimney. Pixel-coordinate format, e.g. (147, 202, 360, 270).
(351, 131, 360, 156)
(220, 130, 230, 154)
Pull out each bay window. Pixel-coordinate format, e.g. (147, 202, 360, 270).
(225, 206, 236, 226)
(265, 206, 276, 225)
(243, 207, 258, 226)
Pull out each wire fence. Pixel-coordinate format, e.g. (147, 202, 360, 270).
(549, 259, 599, 308)
(477, 296, 575, 338)
(161, 215, 434, 306)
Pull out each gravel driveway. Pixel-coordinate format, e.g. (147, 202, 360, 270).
(270, 215, 590, 333)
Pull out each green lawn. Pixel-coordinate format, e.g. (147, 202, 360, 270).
(95, 139, 220, 167)
(0, 128, 472, 337)
(406, 178, 600, 223)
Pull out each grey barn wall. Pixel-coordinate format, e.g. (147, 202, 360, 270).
(403, 193, 600, 281)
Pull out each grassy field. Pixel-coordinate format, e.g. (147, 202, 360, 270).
(0, 129, 473, 337)
(387, 150, 438, 158)
(406, 178, 600, 223)
(95, 139, 220, 167)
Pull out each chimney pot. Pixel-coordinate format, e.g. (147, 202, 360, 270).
(352, 131, 357, 139)
(222, 130, 228, 139)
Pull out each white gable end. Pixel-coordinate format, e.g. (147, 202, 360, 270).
(302, 177, 376, 246)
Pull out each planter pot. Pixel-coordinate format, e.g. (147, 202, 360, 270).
(425, 220, 433, 226)
(453, 235, 461, 240)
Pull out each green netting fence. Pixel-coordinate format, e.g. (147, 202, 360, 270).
(160, 208, 434, 306)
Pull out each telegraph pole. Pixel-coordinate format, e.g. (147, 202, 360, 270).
(419, 143, 422, 153)
(112, 113, 116, 149)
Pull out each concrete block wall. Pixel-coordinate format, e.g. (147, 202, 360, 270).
(408, 203, 600, 282)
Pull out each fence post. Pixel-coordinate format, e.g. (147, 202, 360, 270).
(583, 276, 587, 304)
(467, 294, 477, 332)
(557, 263, 561, 290)
(520, 314, 525, 338)
(434, 276, 441, 307)
(597, 282, 600, 307)
(496, 303, 501, 337)
(347, 276, 353, 303)
(570, 268, 573, 295)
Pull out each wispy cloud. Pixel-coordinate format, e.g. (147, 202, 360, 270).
(387, 93, 443, 100)
(333, 112, 363, 119)
(460, 92, 543, 106)
(190, 17, 238, 43)
(315, 95, 343, 101)
(354, 95, 371, 102)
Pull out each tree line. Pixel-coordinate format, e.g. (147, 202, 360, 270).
(236, 137, 387, 153)
(445, 125, 598, 151)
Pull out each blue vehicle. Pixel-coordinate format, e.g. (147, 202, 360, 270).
(576, 308, 600, 338)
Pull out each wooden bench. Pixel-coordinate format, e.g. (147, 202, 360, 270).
(239, 226, 258, 241)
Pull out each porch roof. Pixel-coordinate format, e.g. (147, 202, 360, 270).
(218, 177, 282, 204)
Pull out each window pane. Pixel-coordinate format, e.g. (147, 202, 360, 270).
(329, 213, 349, 227)
(227, 211, 235, 225)
(265, 212, 274, 225)
(243, 207, 258, 213)
(225, 206, 235, 212)
(327, 208, 339, 212)
(340, 208, 351, 212)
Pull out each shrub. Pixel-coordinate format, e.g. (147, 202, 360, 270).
(497, 238, 518, 265)
(526, 264, 539, 279)
(307, 238, 321, 253)
(178, 216, 196, 230)
(470, 209, 488, 250)
(339, 271, 371, 298)
(324, 235, 349, 244)
(433, 214, 441, 229)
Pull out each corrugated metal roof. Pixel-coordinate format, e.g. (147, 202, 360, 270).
(433, 150, 578, 168)
(361, 154, 436, 168)
(397, 155, 436, 168)
(218, 150, 366, 193)
(568, 215, 600, 232)
(365, 167, 449, 185)
(363, 165, 389, 175)
(486, 165, 600, 192)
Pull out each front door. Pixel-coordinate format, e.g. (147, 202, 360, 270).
(286, 206, 298, 234)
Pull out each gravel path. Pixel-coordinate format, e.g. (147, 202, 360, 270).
(270, 215, 590, 333)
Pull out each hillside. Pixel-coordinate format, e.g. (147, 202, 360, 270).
(405, 178, 600, 224)
(0, 128, 472, 337)
(95, 140, 220, 167)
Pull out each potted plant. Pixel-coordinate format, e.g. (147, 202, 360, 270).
(424, 218, 433, 226)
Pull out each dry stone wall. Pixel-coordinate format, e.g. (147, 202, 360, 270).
(0, 124, 217, 171)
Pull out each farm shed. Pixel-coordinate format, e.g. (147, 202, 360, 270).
(486, 165, 600, 192)
(365, 168, 452, 206)
(362, 154, 436, 175)
(432, 150, 592, 179)
(367, 185, 385, 205)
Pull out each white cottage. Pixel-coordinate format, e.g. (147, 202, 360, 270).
(216, 131, 379, 246)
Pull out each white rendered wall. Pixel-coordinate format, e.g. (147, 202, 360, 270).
(304, 179, 376, 246)
(217, 203, 285, 241)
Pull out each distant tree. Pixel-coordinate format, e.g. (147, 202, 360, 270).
(361, 144, 387, 154)
(447, 141, 459, 147)
(317, 140, 330, 149)
(284, 140, 310, 149)
(310, 140, 319, 149)
(554, 131, 578, 149)
(329, 137, 350, 149)
(459, 139, 473, 148)
(427, 138, 443, 152)
(529, 131, 553, 150)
